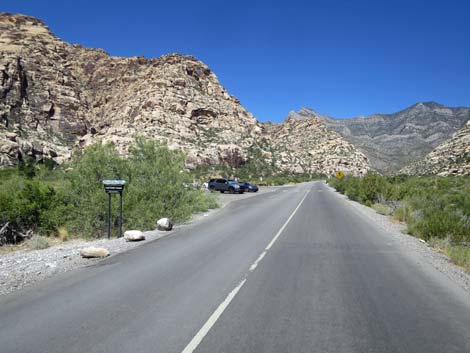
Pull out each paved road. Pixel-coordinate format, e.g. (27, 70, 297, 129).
(1, 182, 469, 353)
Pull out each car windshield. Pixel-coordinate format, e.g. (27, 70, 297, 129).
(228, 180, 238, 184)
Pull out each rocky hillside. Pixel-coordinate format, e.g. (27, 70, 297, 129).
(0, 13, 265, 169)
(0, 13, 370, 176)
(264, 111, 370, 175)
(309, 103, 470, 173)
(400, 121, 470, 176)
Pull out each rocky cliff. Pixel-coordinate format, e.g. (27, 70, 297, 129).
(264, 111, 370, 175)
(311, 102, 470, 173)
(0, 13, 370, 176)
(0, 13, 264, 168)
(400, 121, 470, 176)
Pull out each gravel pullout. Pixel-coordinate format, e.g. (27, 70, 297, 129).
(325, 182, 470, 294)
(0, 186, 278, 297)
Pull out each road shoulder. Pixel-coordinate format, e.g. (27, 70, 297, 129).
(324, 182, 470, 294)
(0, 186, 280, 297)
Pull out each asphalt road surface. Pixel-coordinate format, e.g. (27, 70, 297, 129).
(1, 182, 469, 353)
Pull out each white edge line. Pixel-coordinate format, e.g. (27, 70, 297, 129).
(265, 189, 310, 250)
(181, 279, 247, 353)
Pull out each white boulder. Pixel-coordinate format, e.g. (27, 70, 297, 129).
(124, 230, 145, 242)
(157, 218, 173, 231)
(80, 247, 110, 258)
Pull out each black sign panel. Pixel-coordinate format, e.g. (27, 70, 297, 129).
(102, 179, 126, 193)
(104, 185, 124, 193)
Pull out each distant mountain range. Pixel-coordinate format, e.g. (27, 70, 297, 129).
(1, 13, 469, 176)
(292, 103, 470, 173)
(400, 120, 470, 176)
(0, 13, 370, 176)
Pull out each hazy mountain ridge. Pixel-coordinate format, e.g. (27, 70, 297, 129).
(0, 13, 370, 176)
(309, 102, 470, 173)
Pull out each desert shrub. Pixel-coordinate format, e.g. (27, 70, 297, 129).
(1, 139, 219, 243)
(393, 204, 413, 223)
(404, 191, 470, 242)
(64, 139, 217, 238)
(64, 143, 130, 237)
(0, 178, 54, 230)
(429, 237, 470, 272)
(27, 235, 50, 250)
(329, 174, 470, 245)
(372, 203, 393, 216)
(0, 175, 64, 243)
(124, 138, 217, 229)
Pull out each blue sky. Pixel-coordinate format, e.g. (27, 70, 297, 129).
(2, 0, 470, 122)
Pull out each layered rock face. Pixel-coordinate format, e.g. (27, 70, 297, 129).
(0, 14, 88, 165)
(0, 13, 263, 168)
(400, 121, 470, 176)
(313, 102, 470, 173)
(265, 111, 370, 175)
(0, 13, 370, 176)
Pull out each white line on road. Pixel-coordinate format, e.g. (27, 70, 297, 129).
(265, 189, 310, 250)
(249, 251, 266, 272)
(181, 279, 247, 353)
(180, 188, 310, 353)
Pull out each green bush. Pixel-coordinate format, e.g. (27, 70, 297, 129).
(328, 174, 470, 245)
(124, 138, 217, 229)
(64, 139, 218, 238)
(64, 143, 130, 237)
(0, 139, 218, 242)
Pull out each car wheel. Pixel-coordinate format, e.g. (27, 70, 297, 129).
(229, 187, 234, 194)
(220, 190, 224, 193)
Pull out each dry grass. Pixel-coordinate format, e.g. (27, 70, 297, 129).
(26, 236, 50, 250)
(372, 203, 393, 216)
(57, 226, 69, 242)
(428, 237, 470, 272)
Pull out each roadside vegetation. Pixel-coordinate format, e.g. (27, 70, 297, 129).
(0, 138, 217, 245)
(328, 173, 470, 271)
(191, 158, 325, 187)
(191, 143, 326, 186)
(192, 164, 323, 186)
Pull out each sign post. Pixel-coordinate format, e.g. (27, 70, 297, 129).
(335, 171, 344, 180)
(102, 180, 126, 239)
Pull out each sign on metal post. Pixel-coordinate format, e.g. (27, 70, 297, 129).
(335, 171, 344, 180)
(102, 180, 126, 239)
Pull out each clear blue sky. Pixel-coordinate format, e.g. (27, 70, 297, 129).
(2, 0, 470, 122)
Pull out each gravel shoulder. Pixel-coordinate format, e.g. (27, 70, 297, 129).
(9, 182, 465, 299)
(0, 186, 278, 297)
(324, 182, 470, 294)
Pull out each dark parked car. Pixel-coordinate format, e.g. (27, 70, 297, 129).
(227, 179, 249, 193)
(239, 182, 259, 192)
(208, 178, 244, 194)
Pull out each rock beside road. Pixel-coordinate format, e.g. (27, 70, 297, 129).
(0, 230, 170, 297)
(157, 218, 173, 231)
(79, 247, 110, 258)
(0, 186, 268, 298)
(124, 230, 145, 242)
